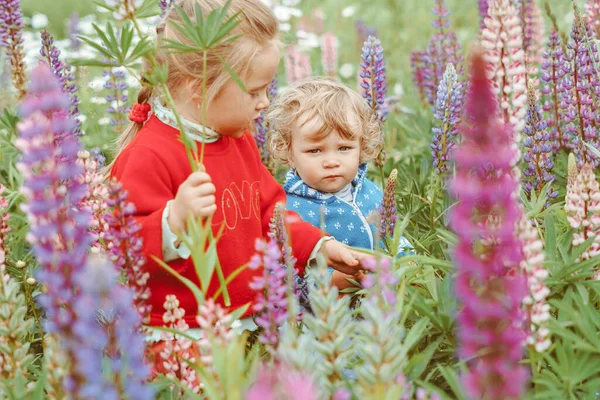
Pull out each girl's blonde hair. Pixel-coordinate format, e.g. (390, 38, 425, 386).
(106, 0, 279, 174)
(267, 77, 383, 166)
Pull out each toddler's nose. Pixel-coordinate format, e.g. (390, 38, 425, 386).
(323, 158, 340, 168)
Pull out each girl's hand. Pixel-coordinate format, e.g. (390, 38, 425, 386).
(168, 170, 217, 236)
(321, 239, 366, 275)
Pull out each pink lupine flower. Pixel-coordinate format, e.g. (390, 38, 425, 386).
(584, 0, 600, 39)
(449, 49, 528, 399)
(245, 363, 320, 400)
(285, 46, 312, 85)
(481, 0, 527, 139)
(321, 32, 338, 78)
(515, 216, 551, 352)
(564, 162, 600, 273)
(77, 150, 109, 253)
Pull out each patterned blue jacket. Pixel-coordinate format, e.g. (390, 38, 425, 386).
(284, 163, 381, 251)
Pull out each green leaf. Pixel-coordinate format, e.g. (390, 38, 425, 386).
(213, 51, 247, 92)
(212, 263, 247, 302)
(151, 255, 205, 306)
(437, 365, 467, 400)
(545, 215, 556, 260)
(403, 317, 429, 353)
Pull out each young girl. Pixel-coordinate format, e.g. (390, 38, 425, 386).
(108, 0, 364, 334)
(268, 77, 413, 300)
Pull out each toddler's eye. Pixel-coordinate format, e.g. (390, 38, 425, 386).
(307, 149, 320, 154)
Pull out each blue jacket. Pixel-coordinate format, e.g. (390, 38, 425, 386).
(284, 163, 381, 251)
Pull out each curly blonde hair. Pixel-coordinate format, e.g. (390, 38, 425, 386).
(267, 77, 383, 166)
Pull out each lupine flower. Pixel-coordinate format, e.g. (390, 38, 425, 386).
(410, 0, 464, 107)
(379, 169, 398, 238)
(67, 12, 81, 51)
(359, 35, 387, 122)
(584, 0, 600, 39)
(311, 8, 325, 35)
(540, 28, 568, 151)
(0, 0, 26, 98)
(355, 256, 409, 398)
(516, 0, 545, 84)
(159, 0, 175, 17)
(481, 0, 527, 140)
(431, 63, 464, 175)
(74, 260, 154, 399)
(248, 238, 288, 355)
(0, 188, 35, 395)
(103, 179, 151, 324)
(44, 335, 69, 400)
(522, 81, 557, 206)
(564, 162, 600, 271)
(449, 49, 528, 400)
(246, 363, 320, 400)
(277, 258, 355, 397)
(105, 0, 143, 21)
(479, 0, 489, 29)
(354, 19, 378, 54)
(16, 62, 91, 395)
(158, 295, 201, 394)
(40, 29, 81, 136)
(410, 51, 428, 105)
(321, 32, 338, 78)
(560, 10, 600, 165)
(103, 67, 130, 131)
(254, 111, 274, 172)
(268, 78, 278, 100)
(195, 298, 235, 364)
(77, 150, 109, 253)
(285, 46, 312, 85)
(515, 216, 552, 353)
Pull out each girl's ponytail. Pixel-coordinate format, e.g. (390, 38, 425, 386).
(103, 83, 153, 179)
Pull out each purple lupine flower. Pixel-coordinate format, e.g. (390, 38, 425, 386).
(516, 0, 545, 80)
(410, 50, 428, 105)
(254, 111, 271, 168)
(16, 62, 91, 395)
(479, 0, 489, 29)
(431, 63, 464, 175)
(159, 0, 175, 17)
(522, 81, 558, 206)
(359, 35, 387, 122)
(104, 67, 130, 131)
(103, 179, 151, 325)
(268, 78, 278, 100)
(354, 19, 378, 54)
(74, 260, 154, 399)
(67, 12, 81, 51)
(379, 169, 398, 238)
(0, 0, 26, 98)
(584, 0, 600, 39)
(40, 29, 81, 136)
(449, 50, 528, 399)
(541, 28, 568, 151)
(248, 238, 289, 355)
(561, 10, 600, 166)
(412, 0, 464, 107)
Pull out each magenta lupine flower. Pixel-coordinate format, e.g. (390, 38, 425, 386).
(321, 32, 338, 78)
(564, 162, 600, 270)
(584, 0, 600, 39)
(560, 12, 600, 166)
(103, 179, 152, 324)
(248, 238, 289, 354)
(77, 150, 109, 252)
(410, 0, 464, 107)
(522, 82, 557, 206)
(75, 260, 154, 399)
(16, 62, 92, 395)
(541, 28, 568, 151)
(104, 67, 130, 131)
(285, 46, 312, 85)
(379, 169, 398, 238)
(67, 12, 81, 51)
(515, 216, 551, 353)
(449, 50, 528, 399)
(431, 63, 464, 175)
(0, 0, 26, 98)
(481, 0, 527, 139)
(40, 29, 81, 136)
(360, 35, 387, 122)
(246, 364, 320, 400)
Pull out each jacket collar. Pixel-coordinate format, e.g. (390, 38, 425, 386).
(283, 163, 369, 201)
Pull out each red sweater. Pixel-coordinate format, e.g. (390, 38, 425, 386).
(111, 115, 323, 327)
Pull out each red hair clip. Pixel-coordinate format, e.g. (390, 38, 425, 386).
(129, 103, 151, 123)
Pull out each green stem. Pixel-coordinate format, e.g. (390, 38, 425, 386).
(379, 165, 386, 187)
(200, 50, 208, 166)
(22, 269, 44, 347)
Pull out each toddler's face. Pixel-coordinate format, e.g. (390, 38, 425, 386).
(289, 113, 361, 193)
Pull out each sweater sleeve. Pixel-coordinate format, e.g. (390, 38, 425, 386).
(257, 162, 323, 276)
(110, 145, 177, 273)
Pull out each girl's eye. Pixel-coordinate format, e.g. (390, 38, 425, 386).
(339, 146, 352, 151)
(250, 92, 259, 98)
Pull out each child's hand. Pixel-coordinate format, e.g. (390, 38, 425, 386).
(330, 270, 366, 292)
(168, 170, 217, 235)
(321, 239, 366, 275)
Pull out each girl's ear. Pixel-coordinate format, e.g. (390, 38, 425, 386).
(287, 150, 295, 169)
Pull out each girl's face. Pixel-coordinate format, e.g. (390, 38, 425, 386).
(206, 43, 279, 138)
(289, 112, 361, 193)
